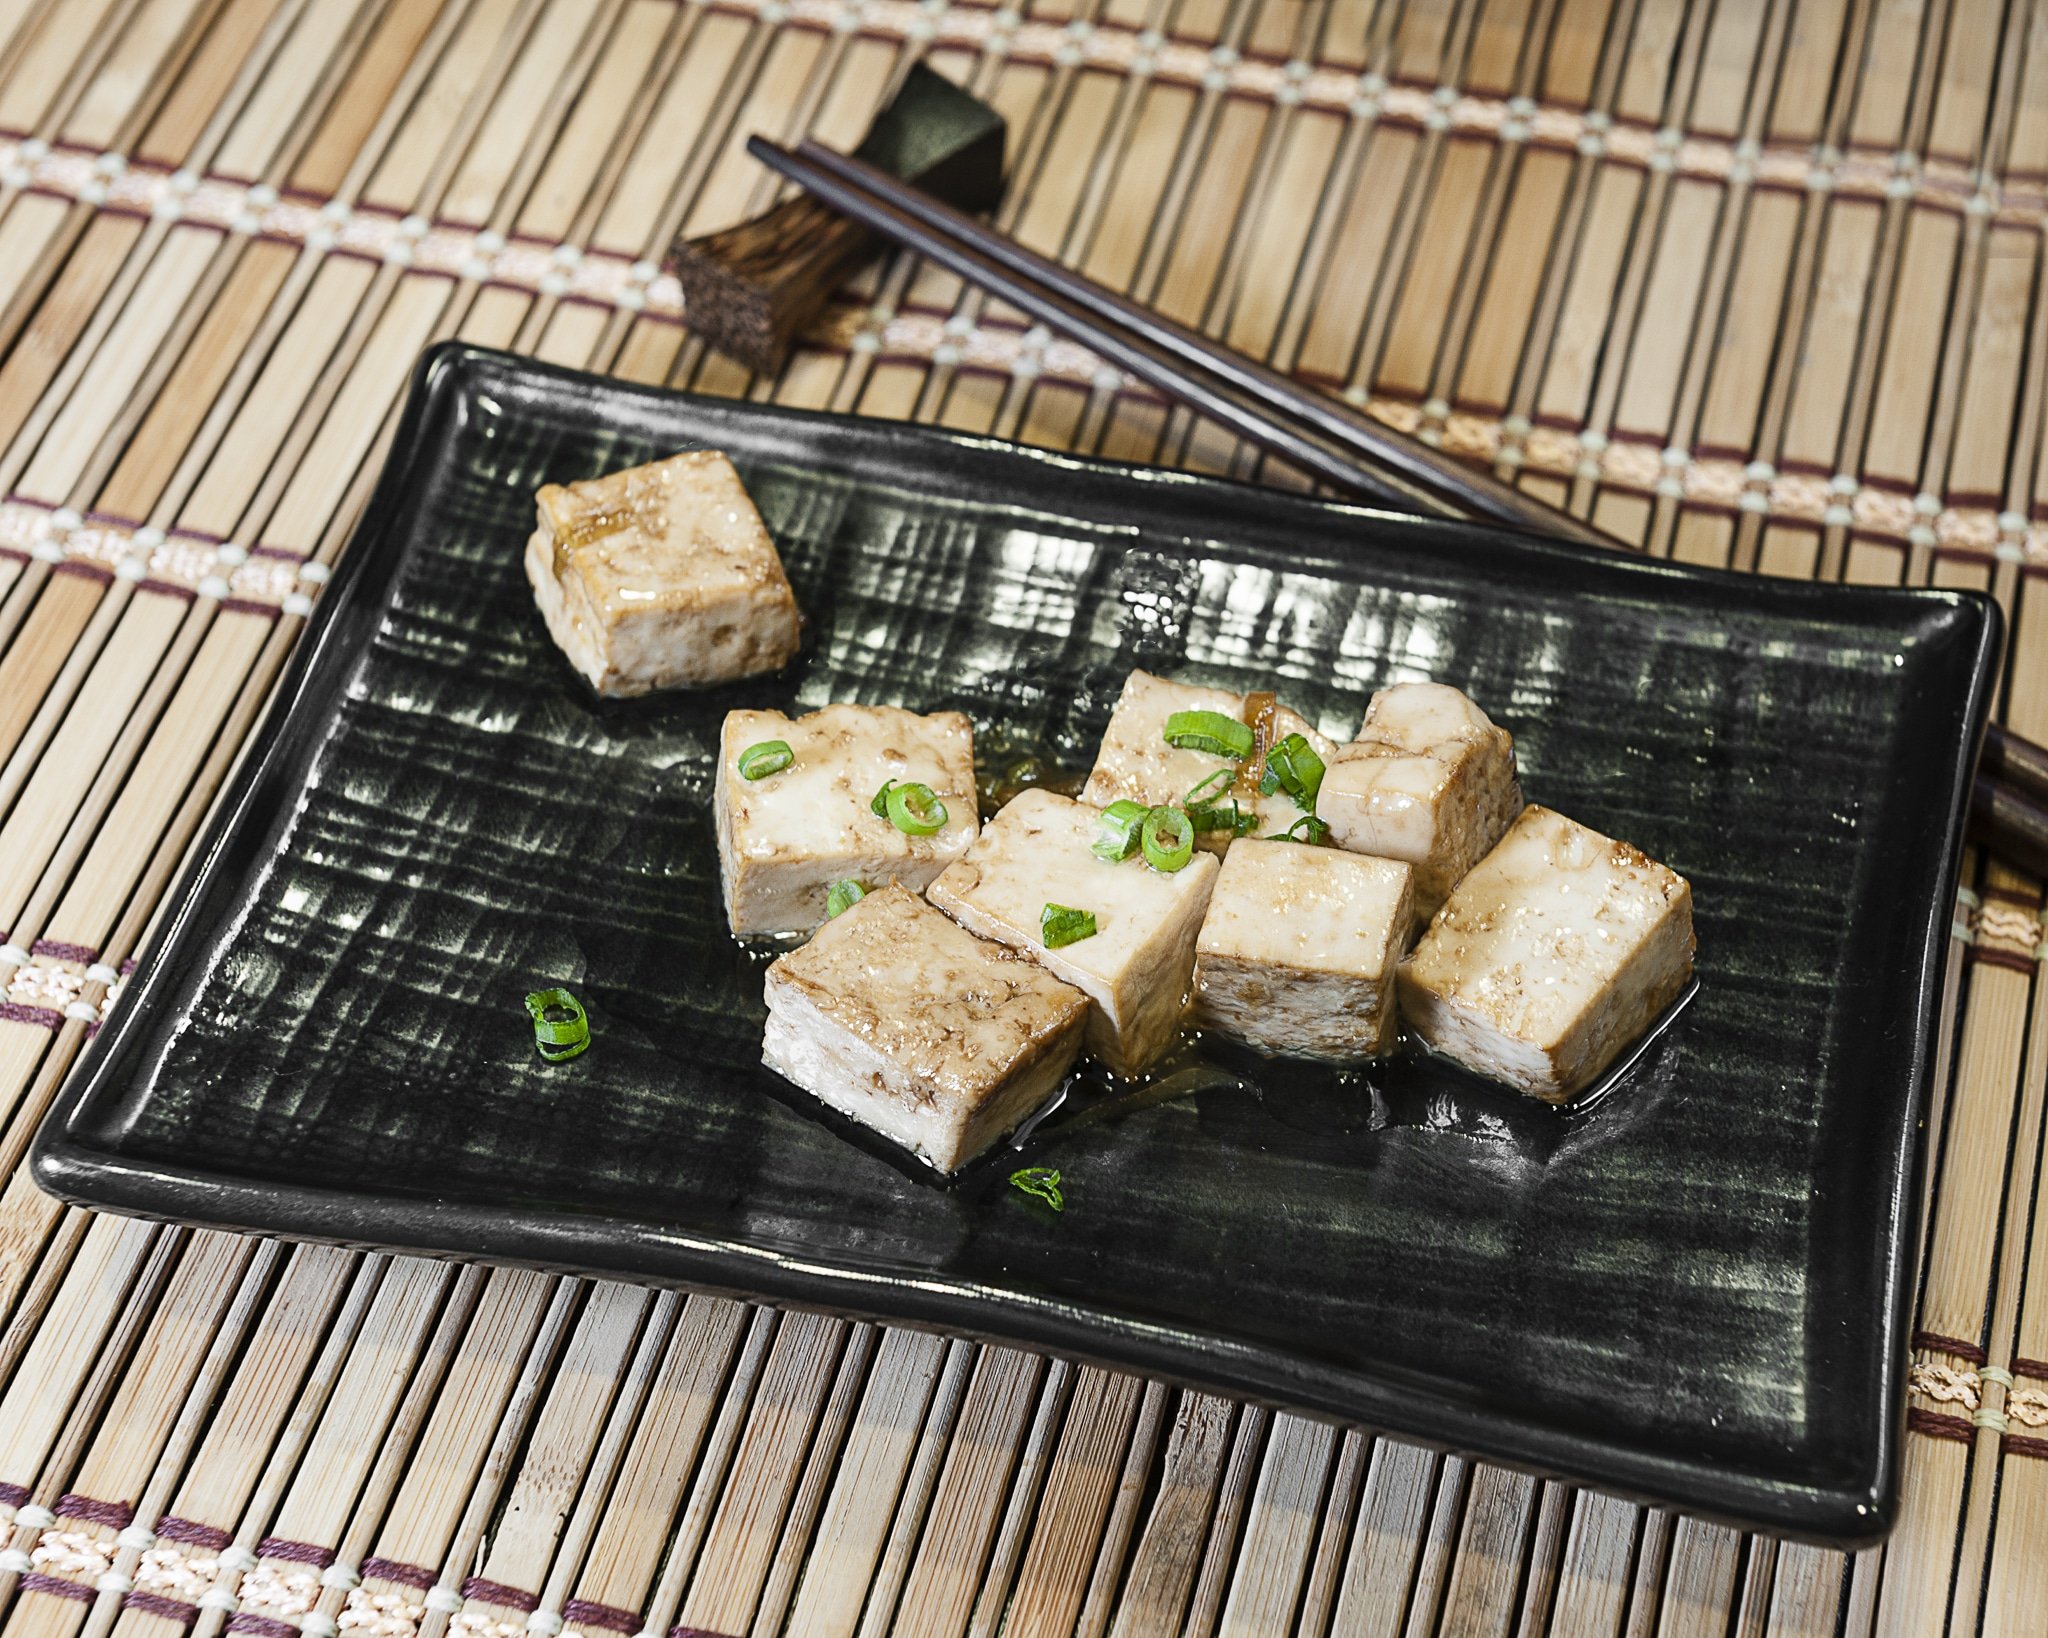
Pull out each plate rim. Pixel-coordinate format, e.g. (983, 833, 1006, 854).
(32, 340, 2004, 1547)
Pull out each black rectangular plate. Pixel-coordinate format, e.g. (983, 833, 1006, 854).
(35, 344, 1998, 1543)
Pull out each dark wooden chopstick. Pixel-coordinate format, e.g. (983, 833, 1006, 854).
(751, 134, 2036, 879)
(1983, 723, 2048, 805)
(766, 136, 1614, 552)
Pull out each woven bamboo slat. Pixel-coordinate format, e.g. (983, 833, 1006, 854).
(0, 0, 2038, 1631)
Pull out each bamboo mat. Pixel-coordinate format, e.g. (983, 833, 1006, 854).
(0, 0, 2041, 1631)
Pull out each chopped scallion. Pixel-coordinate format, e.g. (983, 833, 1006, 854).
(1163, 709, 1254, 760)
(826, 879, 866, 918)
(1268, 814, 1332, 845)
(1009, 1165, 1064, 1211)
(737, 739, 794, 780)
(1040, 903, 1097, 948)
(870, 779, 895, 818)
(524, 988, 589, 1063)
(1259, 732, 1325, 809)
(1186, 798, 1258, 836)
(884, 780, 948, 836)
(1091, 798, 1148, 862)
(1183, 767, 1235, 806)
(1141, 804, 1194, 872)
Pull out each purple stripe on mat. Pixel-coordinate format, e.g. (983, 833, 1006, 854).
(463, 1577, 538, 1612)
(155, 1516, 233, 1549)
(51, 560, 112, 584)
(220, 598, 280, 620)
(361, 1557, 436, 1590)
(228, 1614, 302, 1638)
(125, 1590, 200, 1626)
(248, 545, 301, 561)
(119, 959, 138, 975)
(257, 1537, 334, 1567)
(30, 939, 96, 963)
(562, 1598, 643, 1634)
(0, 1003, 62, 1028)
(670, 1627, 741, 1638)
(57, 1493, 134, 1528)
(138, 578, 197, 603)
(0, 1481, 31, 1506)
(20, 1573, 95, 1603)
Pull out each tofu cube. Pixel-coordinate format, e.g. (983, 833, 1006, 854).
(927, 788, 1218, 1076)
(525, 449, 802, 697)
(1081, 670, 1336, 852)
(1193, 840, 1416, 1060)
(762, 884, 1089, 1172)
(716, 703, 979, 937)
(1320, 682, 1521, 918)
(1398, 805, 1695, 1101)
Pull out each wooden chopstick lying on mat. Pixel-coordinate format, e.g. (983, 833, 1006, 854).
(750, 133, 2047, 884)
(750, 135, 1604, 543)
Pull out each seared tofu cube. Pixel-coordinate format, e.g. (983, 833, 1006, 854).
(927, 788, 1218, 1076)
(1081, 670, 1335, 851)
(716, 704, 979, 937)
(762, 884, 1089, 1172)
(525, 449, 801, 696)
(1399, 805, 1695, 1101)
(1193, 840, 1415, 1060)
(1320, 682, 1521, 918)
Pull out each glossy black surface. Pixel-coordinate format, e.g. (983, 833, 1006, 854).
(35, 344, 1998, 1542)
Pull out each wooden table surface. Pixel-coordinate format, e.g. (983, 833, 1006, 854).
(0, 1, 2043, 1633)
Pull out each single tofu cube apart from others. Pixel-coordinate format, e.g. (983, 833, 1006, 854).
(1399, 805, 1695, 1102)
(1193, 840, 1416, 1061)
(1320, 682, 1521, 918)
(525, 449, 801, 697)
(1082, 670, 1336, 851)
(928, 788, 1218, 1076)
(762, 885, 1090, 1173)
(716, 703, 979, 937)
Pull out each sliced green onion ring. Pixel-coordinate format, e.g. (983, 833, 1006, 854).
(826, 879, 867, 919)
(1040, 903, 1098, 948)
(869, 779, 896, 818)
(1268, 814, 1332, 845)
(1141, 804, 1194, 872)
(1091, 798, 1148, 862)
(1163, 709, 1254, 760)
(736, 739, 794, 780)
(1259, 732, 1326, 809)
(1186, 798, 1257, 836)
(1183, 767, 1235, 805)
(524, 988, 590, 1063)
(884, 780, 948, 836)
(1009, 1165, 1064, 1210)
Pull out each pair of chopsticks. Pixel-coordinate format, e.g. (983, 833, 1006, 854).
(749, 134, 2048, 884)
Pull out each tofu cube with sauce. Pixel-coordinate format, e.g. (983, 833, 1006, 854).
(1320, 682, 1521, 918)
(1193, 840, 1416, 1061)
(1082, 670, 1336, 851)
(762, 884, 1090, 1172)
(525, 450, 802, 697)
(716, 704, 979, 937)
(927, 788, 1219, 1076)
(1398, 805, 1695, 1101)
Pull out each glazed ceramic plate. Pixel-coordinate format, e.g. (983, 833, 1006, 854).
(35, 344, 1998, 1543)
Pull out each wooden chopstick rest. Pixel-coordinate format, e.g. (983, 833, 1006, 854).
(666, 64, 1006, 374)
